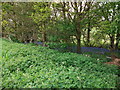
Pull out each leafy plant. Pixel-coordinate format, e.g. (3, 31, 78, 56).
(1, 38, 118, 88)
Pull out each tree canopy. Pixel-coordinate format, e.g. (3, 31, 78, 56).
(2, 1, 120, 53)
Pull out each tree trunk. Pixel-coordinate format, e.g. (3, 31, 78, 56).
(32, 32, 38, 42)
(87, 28, 91, 45)
(115, 33, 120, 49)
(110, 35, 115, 51)
(42, 31, 46, 42)
(75, 18, 82, 53)
(76, 37, 81, 53)
(42, 31, 47, 46)
(76, 30, 81, 54)
(87, 12, 91, 46)
(62, 2, 66, 20)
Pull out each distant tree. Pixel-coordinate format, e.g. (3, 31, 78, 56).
(2, 2, 37, 43)
(98, 2, 120, 50)
(50, 2, 98, 53)
(31, 2, 51, 44)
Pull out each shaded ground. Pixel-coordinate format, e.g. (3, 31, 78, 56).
(32, 41, 120, 66)
(30, 41, 120, 55)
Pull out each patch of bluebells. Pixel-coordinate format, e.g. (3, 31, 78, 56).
(70, 46, 109, 54)
(24, 41, 43, 45)
(26, 41, 120, 54)
(34, 41, 43, 45)
(67, 46, 120, 54)
(82, 47, 110, 53)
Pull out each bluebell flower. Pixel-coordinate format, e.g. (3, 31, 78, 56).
(34, 41, 43, 45)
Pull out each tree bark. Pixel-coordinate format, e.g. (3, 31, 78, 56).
(87, 27, 91, 45)
(62, 2, 66, 20)
(76, 37, 81, 53)
(42, 31, 46, 42)
(115, 33, 120, 49)
(110, 35, 115, 51)
(76, 29, 81, 54)
(86, 3, 91, 46)
(41, 30, 46, 46)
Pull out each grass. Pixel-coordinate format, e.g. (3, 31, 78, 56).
(1, 38, 119, 88)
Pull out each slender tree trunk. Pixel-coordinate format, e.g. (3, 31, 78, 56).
(115, 33, 120, 49)
(109, 35, 116, 57)
(75, 18, 82, 53)
(87, 28, 91, 45)
(62, 2, 66, 20)
(76, 29, 81, 54)
(110, 35, 115, 51)
(76, 38, 81, 53)
(32, 31, 38, 42)
(42, 31, 46, 42)
(42, 24, 47, 46)
(87, 11, 91, 46)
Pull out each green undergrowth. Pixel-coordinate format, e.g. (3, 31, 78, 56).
(1, 38, 119, 88)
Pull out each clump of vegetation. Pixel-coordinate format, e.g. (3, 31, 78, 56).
(2, 39, 118, 88)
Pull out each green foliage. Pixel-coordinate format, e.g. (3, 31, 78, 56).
(31, 2, 51, 24)
(46, 42, 75, 52)
(2, 2, 37, 42)
(99, 2, 119, 35)
(55, 20, 75, 34)
(2, 2, 120, 50)
(31, 2, 52, 42)
(49, 19, 76, 42)
(2, 38, 118, 88)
